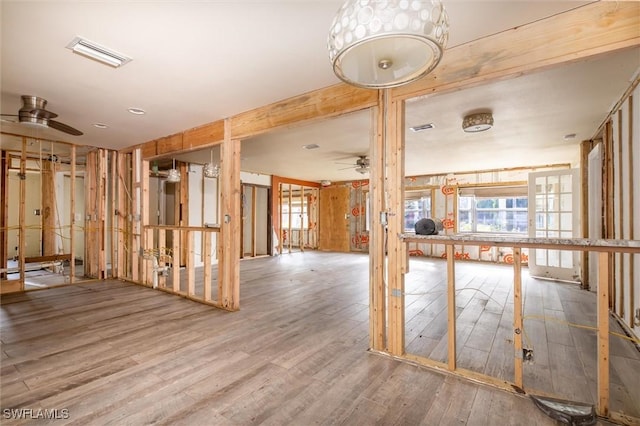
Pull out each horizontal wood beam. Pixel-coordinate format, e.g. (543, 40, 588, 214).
(402, 235, 640, 254)
(392, 1, 640, 101)
(230, 84, 378, 140)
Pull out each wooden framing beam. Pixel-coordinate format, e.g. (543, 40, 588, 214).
(230, 84, 377, 140)
(41, 158, 56, 256)
(446, 244, 456, 371)
(18, 138, 26, 290)
(616, 110, 624, 316)
(386, 91, 405, 356)
(513, 247, 523, 389)
(203, 230, 212, 301)
(0, 150, 6, 280)
(219, 119, 241, 311)
(597, 251, 610, 417)
(369, 91, 386, 351)
(627, 95, 635, 329)
(391, 2, 640, 101)
(580, 140, 592, 289)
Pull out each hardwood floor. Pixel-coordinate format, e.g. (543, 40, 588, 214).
(0, 251, 635, 425)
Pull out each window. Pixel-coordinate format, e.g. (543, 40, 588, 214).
(281, 202, 307, 229)
(458, 194, 528, 234)
(404, 194, 431, 232)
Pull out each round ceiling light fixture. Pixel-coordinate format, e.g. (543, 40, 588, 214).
(462, 112, 494, 133)
(328, 0, 449, 89)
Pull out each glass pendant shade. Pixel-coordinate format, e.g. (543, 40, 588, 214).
(328, 0, 449, 89)
(203, 163, 219, 178)
(166, 158, 181, 183)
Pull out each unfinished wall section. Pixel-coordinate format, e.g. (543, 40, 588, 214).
(606, 79, 640, 334)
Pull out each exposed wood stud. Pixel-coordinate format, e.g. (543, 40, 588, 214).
(446, 244, 456, 371)
(513, 247, 523, 389)
(597, 251, 610, 417)
(387, 92, 405, 356)
(18, 137, 26, 290)
(203, 231, 212, 300)
(187, 230, 195, 296)
(616, 110, 624, 316)
(580, 140, 592, 289)
(370, 92, 386, 352)
(172, 229, 179, 292)
(627, 95, 635, 329)
(69, 146, 76, 283)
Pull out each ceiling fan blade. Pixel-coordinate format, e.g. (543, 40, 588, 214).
(0, 113, 19, 122)
(28, 108, 58, 120)
(48, 120, 83, 136)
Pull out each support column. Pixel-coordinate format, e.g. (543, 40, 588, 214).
(370, 90, 386, 351)
(386, 92, 406, 356)
(219, 118, 241, 310)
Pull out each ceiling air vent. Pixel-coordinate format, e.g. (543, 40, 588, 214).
(66, 36, 132, 68)
(410, 123, 434, 132)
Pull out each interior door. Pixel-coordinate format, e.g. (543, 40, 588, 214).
(528, 169, 580, 282)
(319, 186, 350, 252)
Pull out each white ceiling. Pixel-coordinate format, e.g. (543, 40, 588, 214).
(2, 1, 639, 182)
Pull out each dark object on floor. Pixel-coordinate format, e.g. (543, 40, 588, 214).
(530, 395, 596, 425)
(415, 218, 443, 235)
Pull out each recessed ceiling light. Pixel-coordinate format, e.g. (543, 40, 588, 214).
(66, 36, 132, 68)
(410, 123, 434, 132)
(93, 123, 108, 129)
(128, 107, 146, 115)
(563, 133, 577, 140)
(303, 143, 320, 150)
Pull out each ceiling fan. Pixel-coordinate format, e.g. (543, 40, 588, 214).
(1, 95, 83, 136)
(337, 155, 370, 174)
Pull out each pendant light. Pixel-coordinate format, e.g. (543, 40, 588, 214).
(166, 158, 181, 183)
(203, 149, 219, 178)
(328, 0, 449, 89)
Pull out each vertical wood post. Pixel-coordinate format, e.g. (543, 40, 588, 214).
(203, 231, 212, 300)
(142, 159, 151, 284)
(580, 140, 592, 289)
(69, 146, 76, 282)
(597, 251, 610, 417)
(110, 151, 117, 278)
(158, 229, 166, 288)
(131, 149, 141, 282)
(187, 230, 195, 296)
(220, 118, 241, 310)
(0, 151, 7, 281)
(172, 229, 180, 292)
(387, 91, 406, 356)
(513, 247, 523, 388)
(627, 95, 634, 328)
(18, 138, 26, 290)
(446, 244, 456, 371)
(370, 92, 386, 351)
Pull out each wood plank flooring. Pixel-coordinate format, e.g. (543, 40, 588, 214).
(404, 257, 640, 420)
(0, 251, 633, 425)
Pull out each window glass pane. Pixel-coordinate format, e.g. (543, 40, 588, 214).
(560, 194, 572, 211)
(547, 176, 559, 194)
(404, 196, 431, 232)
(536, 195, 545, 212)
(560, 250, 573, 268)
(560, 174, 572, 192)
(547, 194, 559, 211)
(548, 249, 560, 267)
(536, 249, 547, 266)
(459, 193, 527, 234)
(547, 213, 559, 230)
(560, 212, 572, 231)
